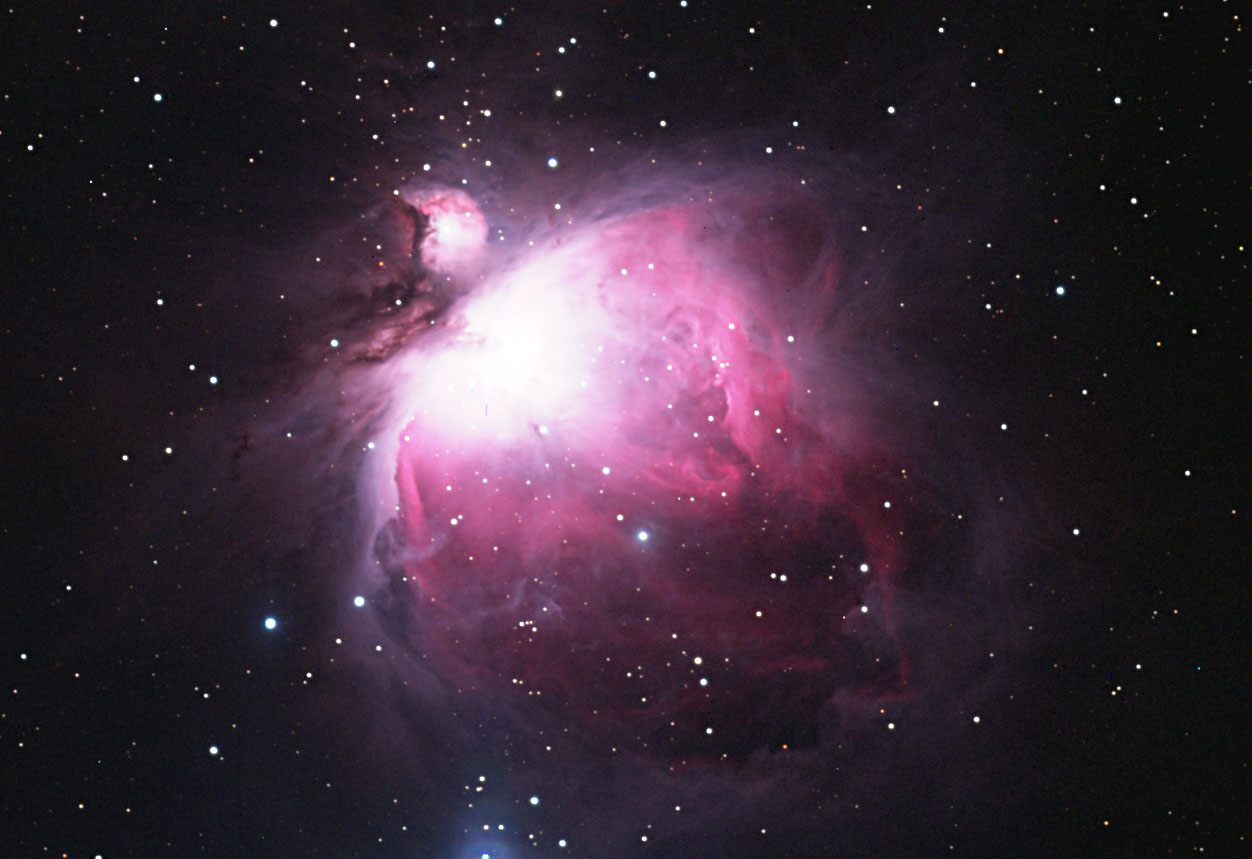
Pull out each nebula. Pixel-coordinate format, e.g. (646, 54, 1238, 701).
(355, 177, 931, 765)
(236, 159, 1033, 854)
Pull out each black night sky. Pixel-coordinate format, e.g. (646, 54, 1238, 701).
(2, 2, 1247, 857)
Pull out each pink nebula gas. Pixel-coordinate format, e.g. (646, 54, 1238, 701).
(382, 188, 910, 758)
(401, 187, 489, 276)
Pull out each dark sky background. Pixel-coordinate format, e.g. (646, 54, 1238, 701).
(2, 1, 1247, 857)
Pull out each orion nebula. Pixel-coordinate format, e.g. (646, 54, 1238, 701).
(8, 2, 1244, 857)
(386, 180, 908, 753)
(266, 159, 1027, 853)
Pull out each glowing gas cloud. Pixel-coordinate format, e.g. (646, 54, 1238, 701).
(365, 180, 921, 759)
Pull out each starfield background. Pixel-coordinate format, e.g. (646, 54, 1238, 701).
(1, 2, 1248, 857)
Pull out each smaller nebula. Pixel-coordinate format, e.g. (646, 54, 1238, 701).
(400, 187, 489, 277)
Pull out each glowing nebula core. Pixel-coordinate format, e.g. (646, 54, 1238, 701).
(376, 186, 918, 759)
